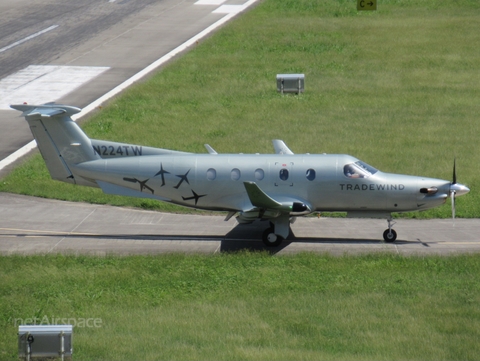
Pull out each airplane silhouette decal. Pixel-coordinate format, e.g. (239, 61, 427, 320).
(123, 177, 154, 194)
(182, 190, 207, 205)
(154, 163, 170, 186)
(174, 169, 190, 189)
(11, 103, 470, 247)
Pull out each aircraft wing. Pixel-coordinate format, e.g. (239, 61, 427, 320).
(243, 181, 283, 209)
(238, 182, 312, 240)
(241, 181, 311, 218)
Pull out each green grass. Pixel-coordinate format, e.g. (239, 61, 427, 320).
(1, 0, 479, 218)
(1, 253, 479, 360)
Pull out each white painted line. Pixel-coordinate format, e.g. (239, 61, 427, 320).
(0, 141, 37, 171)
(71, 0, 259, 121)
(195, 0, 226, 5)
(0, 25, 59, 54)
(0, 65, 110, 110)
(213, 5, 245, 14)
(0, 0, 260, 172)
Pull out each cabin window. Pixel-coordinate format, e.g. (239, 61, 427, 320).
(306, 168, 316, 181)
(207, 168, 216, 181)
(344, 161, 378, 179)
(279, 169, 289, 181)
(231, 168, 241, 181)
(255, 168, 264, 181)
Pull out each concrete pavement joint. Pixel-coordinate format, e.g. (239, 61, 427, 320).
(47, 208, 98, 253)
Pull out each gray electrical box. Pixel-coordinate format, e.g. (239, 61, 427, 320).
(19, 325, 72, 360)
(276, 74, 304, 94)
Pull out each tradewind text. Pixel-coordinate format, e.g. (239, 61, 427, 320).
(340, 184, 405, 191)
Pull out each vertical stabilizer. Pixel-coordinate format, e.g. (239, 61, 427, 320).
(11, 103, 99, 184)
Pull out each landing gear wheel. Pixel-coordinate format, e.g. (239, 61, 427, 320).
(383, 229, 397, 243)
(262, 228, 283, 247)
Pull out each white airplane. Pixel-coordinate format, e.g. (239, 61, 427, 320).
(11, 103, 470, 247)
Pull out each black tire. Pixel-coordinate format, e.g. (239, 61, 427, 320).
(262, 228, 283, 247)
(383, 229, 397, 243)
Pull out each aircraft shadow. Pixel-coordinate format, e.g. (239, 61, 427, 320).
(219, 221, 421, 253)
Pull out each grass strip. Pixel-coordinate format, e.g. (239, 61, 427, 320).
(1, 252, 479, 360)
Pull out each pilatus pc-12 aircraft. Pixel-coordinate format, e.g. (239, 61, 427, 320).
(11, 103, 470, 247)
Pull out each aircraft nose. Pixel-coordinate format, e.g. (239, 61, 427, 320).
(451, 183, 470, 197)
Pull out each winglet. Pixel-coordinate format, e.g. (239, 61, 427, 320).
(272, 139, 294, 155)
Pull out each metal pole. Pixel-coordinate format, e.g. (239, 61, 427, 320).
(60, 331, 65, 361)
(25, 333, 31, 361)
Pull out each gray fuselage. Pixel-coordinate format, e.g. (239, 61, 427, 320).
(73, 152, 450, 214)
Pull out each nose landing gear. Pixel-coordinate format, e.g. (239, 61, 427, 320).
(383, 218, 397, 242)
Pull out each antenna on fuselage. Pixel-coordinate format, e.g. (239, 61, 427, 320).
(204, 144, 218, 155)
(272, 140, 294, 155)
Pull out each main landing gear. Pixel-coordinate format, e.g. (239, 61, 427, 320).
(262, 215, 291, 247)
(383, 218, 397, 242)
(262, 227, 284, 247)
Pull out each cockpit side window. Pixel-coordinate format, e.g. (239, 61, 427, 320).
(356, 161, 378, 175)
(344, 161, 378, 178)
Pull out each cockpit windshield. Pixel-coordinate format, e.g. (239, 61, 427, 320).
(343, 161, 378, 179)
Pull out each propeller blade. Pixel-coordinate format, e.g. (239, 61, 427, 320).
(452, 158, 457, 185)
(448, 158, 470, 224)
(451, 158, 456, 223)
(451, 190, 456, 221)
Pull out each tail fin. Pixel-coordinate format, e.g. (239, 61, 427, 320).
(11, 103, 99, 184)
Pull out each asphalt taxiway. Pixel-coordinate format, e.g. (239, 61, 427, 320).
(1, 193, 479, 256)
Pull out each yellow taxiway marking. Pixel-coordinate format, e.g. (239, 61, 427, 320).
(0, 227, 97, 236)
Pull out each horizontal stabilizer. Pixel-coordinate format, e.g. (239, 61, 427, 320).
(10, 104, 81, 119)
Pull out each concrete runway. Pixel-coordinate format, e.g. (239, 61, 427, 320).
(0, 0, 258, 175)
(1, 193, 480, 256)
